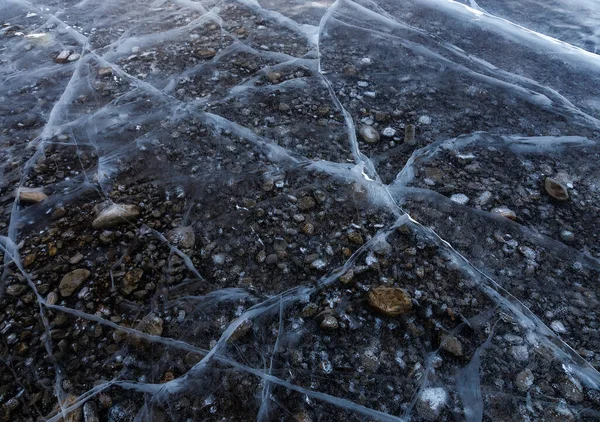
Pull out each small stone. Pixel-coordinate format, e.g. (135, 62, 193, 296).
(56, 50, 71, 63)
(167, 226, 195, 249)
(99, 230, 115, 244)
(342, 64, 356, 75)
(6, 284, 27, 296)
(544, 177, 569, 201)
(195, 48, 216, 59)
(491, 206, 517, 220)
(46, 291, 58, 305)
(515, 368, 534, 392)
(69, 253, 84, 264)
(59, 269, 91, 297)
(310, 259, 326, 270)
(359, 125, 380, 144)
(347, 231, 364, 245)
(450, 194, 469, 205)
(302, 223, 315, 235)
(98, 67, 113, 76)
(404, 124, 416, 145)
(92, 203, 140, 229)
(297, 196, 316, 211)
(18, 188, 47, 204)
(440, 335, 463, 357)
(560, 230, 575, 242)
(382, 127, 396, 137)
(368, 287, 412, 316)
(137, 313, 164, 337)
(320, 315, 338, 330)
(418, 115, 432, 125)
(121, 268, 143, 295)
(511, 345, 529, 362)
(23, 253, 36, 267)
(416, 387, 447, 421)
(551, 320, 567, 333)
(67, 52, 80, 62)
(229, 319, 253, 342)
(339, 269, 354, 284)
(62, 394, 83, 422)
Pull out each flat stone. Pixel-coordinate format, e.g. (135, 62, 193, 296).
(120, 268, 143, 295)
(167, 226, 195, 249)
(491, 206, 517, 220)
(18, 188, 47, 204)
(67, 52, 80, 62)
(56, 49, 71, 63)
(368, 287, 412, 316)
(92, 203, 140, 229)
(450, 193, 469, 205)
(544, 177, 569, 201)
(98, 67, 113, 76)
(59, 269, 91, 297)
(359, 125, 380, 144)
(195, 48, 216, 59)
(440, 335, 463, 357)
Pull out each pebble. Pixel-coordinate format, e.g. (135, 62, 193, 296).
(46, 291, 58, 305)
(544, 177, 569, 201)
(382, 127, 396, 137)
(515, 368, 534, 392)
(59, 269, 91, 297)
(440, 335, 463, 357)
(55, 50, 71, 63)
(67, 52, 80, 62)
(560, 230, 575, 242)
(347, 231, 364, 245)
(511, 345, 529, 362)
(320, 315, 338, 329)
(449, 193, 469, 205)
(560, 377, 583, 403)
(121, 268, 143, 295)
(418, 115, 432, 125)
(18, 188, 47, 204)
(359, 125, 380, 144)
(339, 269, 354, 284)
(297, 196, 316, 211)
(92, 203, 140, 229)
(6, 284, 27, 296)
(404, 124, 416, 145)
(98, 67, 113, 76)
(229, 319, 253, 341)
(550, 320, 567, 333)
(69, 252, 84, 264)
(491, 206, 517, 220)
(416, 387, 447, 421)
(368, 287, 412, 316)
(167, 226, 195, 249)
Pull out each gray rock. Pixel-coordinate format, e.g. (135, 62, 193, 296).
(515, 368, 534, 392)
(440, 335, 463, 357)
(92, 204, 140, 229)
(544, 177, 569, 201)
(59, 269, 91, 297)
(404, 124, 416, 145)
(167, 226, 195, 249)
(359, 125, 380, 144)
(320, 315, 338, 329)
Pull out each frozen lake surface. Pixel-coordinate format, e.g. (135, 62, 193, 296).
(1, 0, 600, 420)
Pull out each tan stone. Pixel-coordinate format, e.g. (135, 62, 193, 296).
(368, 287, 412, 316)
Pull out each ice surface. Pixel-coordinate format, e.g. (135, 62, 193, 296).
(1, 0, 599, 421)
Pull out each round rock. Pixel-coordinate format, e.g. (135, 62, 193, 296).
(359, 125, 380, 144)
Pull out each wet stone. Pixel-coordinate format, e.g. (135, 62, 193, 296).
(92, 203, 140, 229)
(491, 206, 517, 220)
(544, 177, 569, 201)
(440, 335, 463, 357)
(515, 368, 534, 392)
(167, 226, 195, 249)
(368, 287, 412, 316)
(18, 188, 47, 204)
(359, 125, 380, 143)
(59, 269, 91, 297)
(121, 268, 143, 295)
(320, 315, 338, 330)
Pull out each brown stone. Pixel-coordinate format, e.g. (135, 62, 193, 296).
(92, 203, 140, 229)
(18, 188, 47, 204)
(195, 48, 216, 59)
(368, 287, 412, 316)
(59, 269, 90, 297)
(544, 177, 569, 201)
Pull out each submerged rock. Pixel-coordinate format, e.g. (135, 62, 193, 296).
(18, 188, 47, 204)
(544, 177, 569, 201)
(368, 287, 412, 316)
(359, 125, 380, 143)
(92, 203, 140, 229)
(167, 226, 195, 249)
(59, 269, 91, 297)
